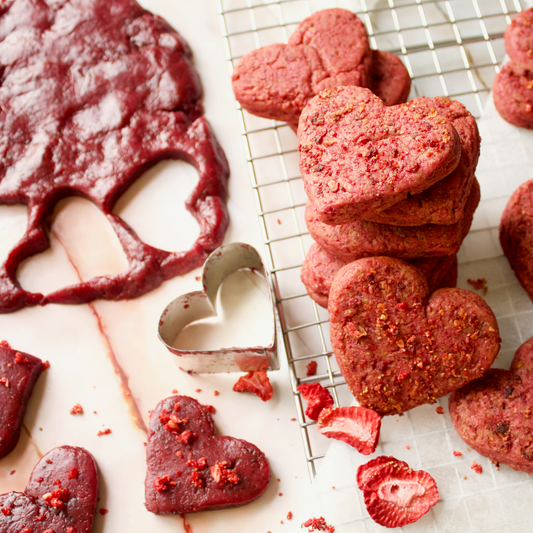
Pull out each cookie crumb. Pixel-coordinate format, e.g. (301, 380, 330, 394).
(97, 428, 112, 436)
(70, 403, 83, 415)
(453, 450, 463, 457)
(436, 406, 444, 414)
(287, 511, 293, 520)
(471, 461, 482, 474)
(467, 278, 488, 295)
(99, 508, 109, 515)
(306, 361, 318, 376)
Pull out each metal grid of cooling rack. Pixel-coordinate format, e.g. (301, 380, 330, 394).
(217, 0, 523, 480)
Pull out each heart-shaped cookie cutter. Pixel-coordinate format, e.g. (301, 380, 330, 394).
(158, 242, 281, 373)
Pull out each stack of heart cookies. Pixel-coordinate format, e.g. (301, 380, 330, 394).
(231, 8, 411, 131)
(300, 85, 481, 308)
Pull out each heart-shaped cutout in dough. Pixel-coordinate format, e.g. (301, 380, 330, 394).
(329, 257, 500, 416)
(0, 446, 98, 533)
(145, 395, 270, 514)
(299, 86, 462, 224)
(450, 336, 533, 474)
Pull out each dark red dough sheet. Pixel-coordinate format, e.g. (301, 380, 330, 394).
(0, 345, 43, 458)
(0, 445, 98, 533)
(0, 0, 229, 313)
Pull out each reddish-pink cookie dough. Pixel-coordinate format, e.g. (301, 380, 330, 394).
(305, 178, 479, 261)
(298, 86, 461, 225)
(368, 50, 411, 107)
(145, 395, 270, 514)
(0, 0, 229, 313)
(0, 346, 43, 458)
(300, 242, 457, 308)
(449, 336, 533, 475)
(328, 257, 500, 415)
(0, 446, 98, 533)
(504, 8, 533, 66)
(500, 179, 533, 299)
(367, 97, 480, 226)
(493, 62, 533, 129)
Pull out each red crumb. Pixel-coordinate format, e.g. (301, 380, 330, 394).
(177, 429, 194, 444)
(279, 492, 283, 496)
(1, 508, 11, 515)
(42, 488, 70, 510)
(68, 468, 79, 480)
(195, 276, 201, 282)
(287, 511, 293, 520)
(406, 445, 410, 450)
(14, 352, 28, 364)
(233, 371, 273, 401)
(467, 278, 488, 295)
(172, 389, 178, 394)
(302, 517, 335, 532)
(205, 404, 216, 413)
(70, 403, 84, 415)
(97, 428, 112, 436)
(453, 451, 463, 457)
(297, 382, 333, 421)
(213, 390, 219, 396)
(471, 461, 483, 474)
(195, 388, 202, 393)
(306, 361, 318, 377)
(154, 475, 176, 493)
(190, 470, 205, 488)
(0, 340, 10, 348)
(99, 509, 109, 515)
(291, 418, 296, 421)
(210, 461, 239, 485)
(0, 377, 9, 388)
(41, 360, 50, 370)
(277, 219, 282, 225)
(66, 528, 76, 533)
(436, 406, 444, 414)
(9, 470, 15, 475)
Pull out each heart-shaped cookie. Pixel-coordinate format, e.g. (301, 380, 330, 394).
(328, 257, 500, 416)
(231, 9, 412, 131)
(144, 395, 270, 514)
(0, 345, 44, 458)
(500, 179, 533, 299)
(299, 86, 461, 224)
(449, 337, 533, 475)
(0, 445, 98, 533)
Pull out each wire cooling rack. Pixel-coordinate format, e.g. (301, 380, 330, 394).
(216, 0, 523, 480)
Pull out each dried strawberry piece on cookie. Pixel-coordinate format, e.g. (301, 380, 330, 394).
(0, 345, 44, 458)
(297, 382, 334, 421)
(317, 406, 381, 454)
(233, 371, 273, 401)
(357, 456, 439, 528)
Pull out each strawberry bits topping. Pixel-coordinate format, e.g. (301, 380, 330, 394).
(210, 461, 239, 485)
(42, 489, 70, 510)
(153, 475, 176, 493)
(233, 371, 273, 401)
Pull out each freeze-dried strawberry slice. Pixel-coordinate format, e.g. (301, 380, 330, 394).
(317, 406, 381, 454)
(357, 456, 439, 528)
(297, 382, 334, 421)
(233, 371, 273, 402)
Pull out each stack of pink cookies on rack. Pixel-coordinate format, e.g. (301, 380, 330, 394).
(493, 7, 533, 129)
(300, 85, 481, 308)
(231, 9, 411, 131)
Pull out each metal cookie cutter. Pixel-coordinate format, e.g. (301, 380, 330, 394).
(158, 242, 281, 373)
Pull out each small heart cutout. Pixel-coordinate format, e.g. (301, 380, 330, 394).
(144, 395, 270, 514)
(450, 337, 533, 475)
(299, 86, 462, 224)
(0, 345, 43, 459)
(0, 446, 98, 533)
(329, 257, 501, 416)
